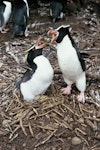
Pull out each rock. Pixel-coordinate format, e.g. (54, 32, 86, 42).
(78, 117, 84, 124)
(71, 136, 82, 145)
(95, 134, 100, 140)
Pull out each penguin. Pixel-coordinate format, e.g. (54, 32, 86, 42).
(50, 0, 64, 22)
(0, 0, 12, 33)
(11, 0, 29, 38)
(19, 37, 54, 101)
(47, 25, 86, 103)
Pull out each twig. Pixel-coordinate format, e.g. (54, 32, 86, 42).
(86, 73, 100, 81)
(90, 143, 100, 150)
(75, 127, 87, 135)
(84, 116, 100, 122)
(53, 109, 64, 117)
(9, 133, 18, 142)
(31, 22, 51, 28)
(84, 48, 100, 51)
(62, 103, 80, 117)
(53, 117, 72, 130)
(13, 125, 20, 134)
(34, 124, 56, 131)
(43, 101, 62, 110)
(5, 42, 20, 64)
(86, 119, 97, 131)
(75, 132, 89, 147)
(37, 110, 52, 117)
(35, 129, 57, 147)
(82, 108, 93, 114)
(28, 122, 34, 137)
(19, 119, 27, 136)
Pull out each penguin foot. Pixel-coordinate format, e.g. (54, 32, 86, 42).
(25, 32, 29, 37)
(1, 28, 9, 33)
(4, 28, 9, 32)
(61, 86, 71, 95)
(1, 30, 7, 33)
(77, 92, 85, 103)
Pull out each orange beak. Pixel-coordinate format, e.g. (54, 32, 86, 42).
(47, 30, 58, 43)
(25, 37, 47, 53)
(35, 37, 47, 49)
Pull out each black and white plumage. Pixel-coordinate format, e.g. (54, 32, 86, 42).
(50, 1, 64, 22)
(11, 0, 29, 38)
(47, 25, 86, 103)
(0, 0, 12, 33)
(19, 37, 54, 101)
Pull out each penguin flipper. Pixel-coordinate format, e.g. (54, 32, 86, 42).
(21, 69, 34, 83)
(0, 14, 4, 27)
(76, 49, 86, 71)
(15, 69, 34, 89)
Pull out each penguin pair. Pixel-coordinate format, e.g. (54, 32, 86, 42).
(47, 25, 86, 103)
(0, 0, 12, 33)
(18, 37, 54, 101)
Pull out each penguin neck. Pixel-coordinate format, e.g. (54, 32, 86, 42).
(57, 35, 72, 48)
(27, 48, 42, 69)
(33, 48, 42, 59)
(57, 33, 77, 50)
(14, 0, 25, 7)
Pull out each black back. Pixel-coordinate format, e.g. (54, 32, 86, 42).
(16, 47, 43, 89)
(56, 26, 86, 71)
(13, 0, 26, 7)
(15, 68, 34, 89)
(50, 0, 67, 7)
(11, 0, 28, 38)
(21, 68, 35, 83)
(50, 1, 63, 21)
(0, 2, 5, 27)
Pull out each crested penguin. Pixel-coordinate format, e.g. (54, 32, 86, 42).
(47, 25, 86, 103)
(19, 37, 54, 101)
(11, 0, 29, 38)
(50, 0, 68, 22)
(50, 1, 64, 22)
(0, 0, 12, 33)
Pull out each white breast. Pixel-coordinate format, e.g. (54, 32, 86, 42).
(23, 0, 29, 17)
(3, 1, 12, 25)
(20, 56, 54, 101)
(57, 35, 83, 81)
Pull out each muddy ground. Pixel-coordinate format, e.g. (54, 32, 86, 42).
(0, 4, 100, 150)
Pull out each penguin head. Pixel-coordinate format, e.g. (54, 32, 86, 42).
(13, 0, 25, 7)
(26, 37, 47, 67)
(47, 25, 71, 43)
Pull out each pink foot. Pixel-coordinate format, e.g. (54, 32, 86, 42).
(77, 92, 85, 103)
(61, 86, 71, 95)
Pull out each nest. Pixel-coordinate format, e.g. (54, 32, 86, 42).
(0, 6, 100, 149)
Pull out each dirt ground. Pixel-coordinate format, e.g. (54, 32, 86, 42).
(0, 4, 100, 150)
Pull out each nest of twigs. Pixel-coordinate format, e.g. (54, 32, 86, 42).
(0, 6, 100, 149)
